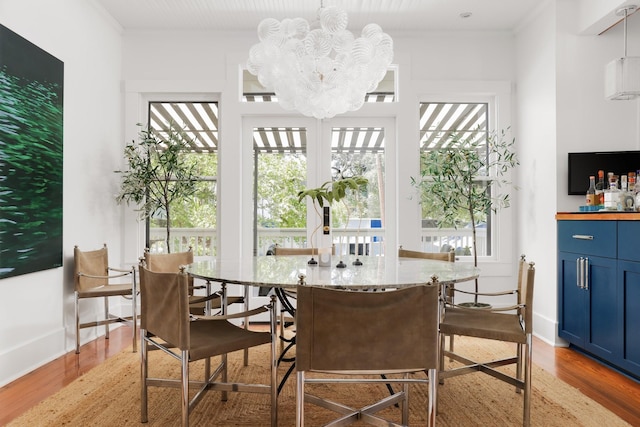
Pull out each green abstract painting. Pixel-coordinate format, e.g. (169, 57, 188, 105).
(0, 24, 63, 279)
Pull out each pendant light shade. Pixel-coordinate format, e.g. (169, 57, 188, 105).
(605, 5, 640, 100)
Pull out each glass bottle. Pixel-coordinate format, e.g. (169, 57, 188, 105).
(619, 175, 629, 211)
(635, 170, 640, 212)
(604, 175, 619, 210)
(586, 175, 597, 206)
(628, 172, 636, 194)
(595, 170, 605, 207)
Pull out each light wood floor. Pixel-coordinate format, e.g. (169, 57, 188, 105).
(1, 327, 640, 426)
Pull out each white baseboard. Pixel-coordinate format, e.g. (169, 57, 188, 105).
(0, 328, 66, 388)
(533, 310, 567, 347)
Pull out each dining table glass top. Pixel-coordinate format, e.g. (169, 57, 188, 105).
(187, 254, 479, 290)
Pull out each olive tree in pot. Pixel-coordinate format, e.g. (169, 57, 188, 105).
(115, 123, 198, 253)
(412, 128, 518, 308)
(297, 176, 368, 267)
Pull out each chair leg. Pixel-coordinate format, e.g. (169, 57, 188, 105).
(131, 279, 138, 353)
(516, 342, 523, 394)
(182, 350, 189, 427)
(269, 294, 278, 427)
(427, 368, 437, 427)
(296, 371, 304, 427)
(438, 332, 445, 385)
(402, 374, 409, 425)
(141, 331, 148, 423)
(524, 336, 532, 427)
(75, 293, 81, 354)
(244, 285, 250, 366)
(221, 352, 228, 402)
(104, 296, 110, 340)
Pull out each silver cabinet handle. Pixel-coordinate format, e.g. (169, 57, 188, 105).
(576, 258, 581, 288)
(572, 234, 594, 240)
(583, 257, 589, 290)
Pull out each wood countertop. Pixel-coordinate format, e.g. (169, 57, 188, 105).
(556, 212, 640, 220)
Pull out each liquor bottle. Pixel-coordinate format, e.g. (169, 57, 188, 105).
(619, 175, 631, 211)
(604, 175, 619, 210)
(595, 170, 605, 206)
(586, 176, 597, 206)
(635, 170, 640, 212)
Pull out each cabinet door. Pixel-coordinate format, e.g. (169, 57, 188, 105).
(558, 252, 586, 345)
(618, 260, 640, 377)
(585, 255, 619, 360)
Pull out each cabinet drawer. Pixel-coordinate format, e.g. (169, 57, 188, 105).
(618, 222, 640, 262)
(558, 220, 616, 257)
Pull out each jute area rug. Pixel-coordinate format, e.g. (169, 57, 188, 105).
(8, 336, 629, 426)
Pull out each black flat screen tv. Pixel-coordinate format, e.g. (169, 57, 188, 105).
(568, 150, 640, 195)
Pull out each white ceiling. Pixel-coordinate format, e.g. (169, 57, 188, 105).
(94, 0, 543, 33)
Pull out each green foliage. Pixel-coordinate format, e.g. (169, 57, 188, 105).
(297, 176, 369, 248)
(257, 153, 307, 228)
(413, 128, 517, 256)
(412, 128, 518, 302)
(115, 123, 198, 252)
(297, 176, 369, 209)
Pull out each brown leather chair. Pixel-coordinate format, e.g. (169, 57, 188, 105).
(439, 256, 535, 426)
(74, 244, 137, 353)
(139, 265, 278, 427)
(295, 282, 440, 427)
(399, 245, 456, 357)
(142, 247, 244, 316)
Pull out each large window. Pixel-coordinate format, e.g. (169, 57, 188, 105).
(418, 102, 493, 256)
(147, 101, 219, 255)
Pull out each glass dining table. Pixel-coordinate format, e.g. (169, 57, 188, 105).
(187, 254, 480, 290)
(186, 254, 480, 394)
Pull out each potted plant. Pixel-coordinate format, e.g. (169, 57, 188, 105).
(297, 176, 368, 266)
(115, 123, 198, 253)
(412, 128, 518, 307)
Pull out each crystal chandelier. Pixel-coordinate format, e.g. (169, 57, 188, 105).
(246, 3, 393, 119)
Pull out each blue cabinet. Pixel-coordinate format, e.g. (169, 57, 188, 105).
(558, 219, 639, 379)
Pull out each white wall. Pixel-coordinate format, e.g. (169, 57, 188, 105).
(556, 0, 640, 217)
(0, 0, 124, 387)
(516, 2, 559, 344)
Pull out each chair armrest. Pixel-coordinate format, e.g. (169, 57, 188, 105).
(189, 293, 223, 304)
(108, 266, 135, 274)
(191, 305, 268, 321)
(77, 271, 133, 280)
(452, 288, 517, 297)
(447, 302, 524, 312)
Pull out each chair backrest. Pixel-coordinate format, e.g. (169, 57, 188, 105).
(74, 244, 109, 291)
(272, 246, 335, 255)
(295, 283, 439, 373)
(139, 265, 190, 350)
(398, 246, 455, 262)
(143, 247, 194, 272)
(521, 261, 536, 334)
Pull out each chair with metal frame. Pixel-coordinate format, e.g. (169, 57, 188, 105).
(74, 244, 138, 354)
(269, 245, 335, 394)
(139, 265, 278, 427)
(295, 281, 440, 427)
(399, 245, 456, 356)
(439, 255, 535, 426)
(142, 247, 244, 316)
